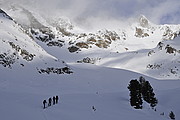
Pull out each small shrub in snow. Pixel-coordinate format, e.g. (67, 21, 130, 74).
(169, 111, 175, 120)
(147, 63, 162, 69)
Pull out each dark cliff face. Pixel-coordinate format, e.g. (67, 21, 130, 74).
(0, 9, 13, 20)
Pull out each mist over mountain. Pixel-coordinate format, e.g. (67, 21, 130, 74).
(1, 0, 180, 30)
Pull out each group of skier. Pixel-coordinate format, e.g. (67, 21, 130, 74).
(43, 96, 59, 109)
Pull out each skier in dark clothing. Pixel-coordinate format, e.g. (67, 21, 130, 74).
(92, 106, 96, 111)
(53, 96, 56, 105)
(43, 100, 47, 109)
(55, 96, 59, 104)
(48, 98, 52, 106)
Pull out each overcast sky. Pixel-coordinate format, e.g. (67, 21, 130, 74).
(1, 0, 180, 26)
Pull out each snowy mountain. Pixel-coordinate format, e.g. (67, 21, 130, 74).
(2, 5, 179, 79)
(0, 4, 180, 120)
(0, 9, 72, 74)
(3, 5, 179, 79)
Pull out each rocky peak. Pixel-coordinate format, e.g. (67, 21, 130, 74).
(52, 17, 74, 31)
(138, 15, 149, 28)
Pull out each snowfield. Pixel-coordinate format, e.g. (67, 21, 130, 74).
(1, 64, 180, 120)
(0, 3, 180, 120)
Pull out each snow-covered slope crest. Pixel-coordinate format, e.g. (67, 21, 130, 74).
(0, 9, 72, 74)
(98, 35, 180, 79)
(0, 8, 13, 20)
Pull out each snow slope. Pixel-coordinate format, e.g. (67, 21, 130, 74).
(98, 36, 180, 79)
(1, 63, 180, 120)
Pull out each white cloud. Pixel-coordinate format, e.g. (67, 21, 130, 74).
(0, 0, 179, 29)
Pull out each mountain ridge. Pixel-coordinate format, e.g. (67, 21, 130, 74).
(1, 6, 180, 79)
(0, 9, 72, 75)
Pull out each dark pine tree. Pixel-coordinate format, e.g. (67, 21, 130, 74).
(169, 111, 175, 120)
(139, 76, 158, 108)
(128, 79, 143, 109)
